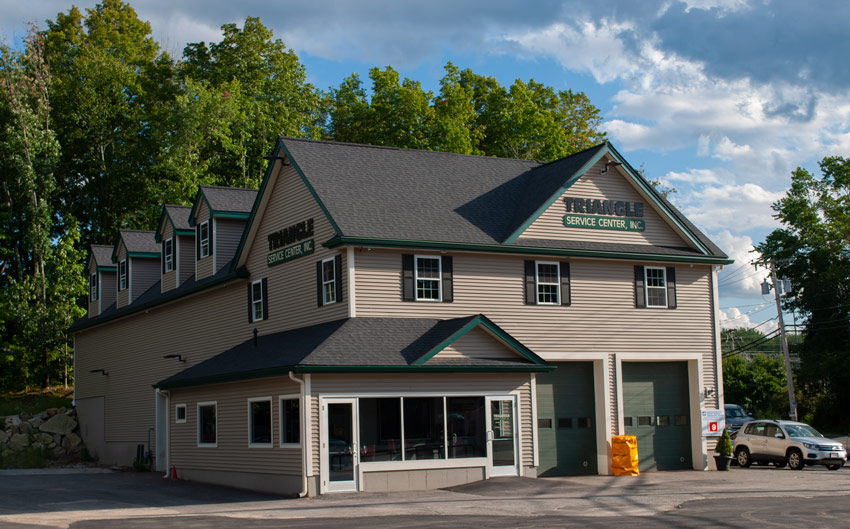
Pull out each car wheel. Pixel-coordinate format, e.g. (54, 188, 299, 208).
(826, 464, 842, 471)
(735, 447, 751, 468)
(787, 449, 805, 470)
(773, 461, 786, 468)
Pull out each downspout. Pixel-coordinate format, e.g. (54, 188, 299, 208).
(289, 371, 308, 497)
(159, 389, 170, 478)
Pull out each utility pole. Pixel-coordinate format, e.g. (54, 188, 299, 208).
(770, 261, 797, 421)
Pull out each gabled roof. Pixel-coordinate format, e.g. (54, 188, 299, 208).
(156, 205, 193, 243)
(188, 186, 258, 226)
(154, 315, 552, 389)
(111, 230, 160, 262)
(89, 245, 116, 270)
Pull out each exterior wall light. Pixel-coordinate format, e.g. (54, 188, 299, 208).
(163, 354, 186, 363)
(90, 369, 108, 376)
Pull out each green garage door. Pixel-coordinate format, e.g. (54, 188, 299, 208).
(536, 362, 597, 476)
(622, 362, 692, 471)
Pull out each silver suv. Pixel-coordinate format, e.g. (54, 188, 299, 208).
(734, 420, 847, 470)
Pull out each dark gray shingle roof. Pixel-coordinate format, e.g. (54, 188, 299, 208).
(90, 245, 115, 268)
(200, 186, 258, 214)
(164, 205, 192, 231)
(119, 230, 160, 255)
(155, 316, 546, 389)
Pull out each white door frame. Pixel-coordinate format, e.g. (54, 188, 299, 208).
(155, 389, 168, 472)
(320, 397, 359, 493)
(486, 395, 520, 477)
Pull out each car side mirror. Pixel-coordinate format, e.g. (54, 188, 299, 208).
(747, 413, 753, 417)
(775, 433, 784, 439)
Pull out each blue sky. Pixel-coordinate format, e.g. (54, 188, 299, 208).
(5, 0, 846, 330)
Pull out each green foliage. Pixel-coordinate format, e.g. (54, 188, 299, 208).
(715, 429, 733, 456)
(755, 158, 850, 430)
(0, 446, 50, 470)
(723, 355, 789, 419)
(0, 388, 73, 416)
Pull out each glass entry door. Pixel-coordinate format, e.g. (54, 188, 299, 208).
(322, 398, 359, 492)
(486, 396, 519, 477)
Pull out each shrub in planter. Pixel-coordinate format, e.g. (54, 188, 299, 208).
(714, 429, 734, 471)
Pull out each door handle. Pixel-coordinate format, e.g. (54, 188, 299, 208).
(487, 430, 494, 442)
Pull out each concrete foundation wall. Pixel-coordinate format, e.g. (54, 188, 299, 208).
(178, 468, 303, 497)
(361, 467, 485, 492)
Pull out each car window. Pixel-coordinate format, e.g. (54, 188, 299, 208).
(764, 424, 782, 438)
(745, 423, 766, 436)
(784, 424, 824, 438)
(726, 408, 745, 418)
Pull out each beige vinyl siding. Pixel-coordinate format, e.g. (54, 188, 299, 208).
(161, 222, 177, 293)
(74, 281, 251, 451)
(131, 258, 160, 301)
(244, 165, 348, 332)
(195, 201, 213, 280)
(169, 377, 302, 475)
(100, 271, 116, 311)
(178, 234, 194, 285)
(309, 374, 534, 475)
(520, 159, 687, 248)
(116, 244, 129, 308)
(433, 327, 519, 361)
(215, 219, 246, 272)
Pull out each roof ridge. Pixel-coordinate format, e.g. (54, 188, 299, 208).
(199, 185, 259, 192)
(165, 204, 192, 209)
(120, 229, 156, 234)
(530, 142, 608, 171)
(280, 136, 541, 165)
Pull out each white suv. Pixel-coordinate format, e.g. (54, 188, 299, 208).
(733, 420, 847, 471)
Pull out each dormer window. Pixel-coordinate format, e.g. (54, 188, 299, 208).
(163, 238, 174, 273)
(199, 221, 210, 259)
(119, 260, 127, 291)
(90, 273, 98, 302)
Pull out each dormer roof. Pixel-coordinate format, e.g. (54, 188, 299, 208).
(156, 205, 193, 243)
(89, 245, 116, 270)
(112, 230, 160, 262)
(188, 186, 258, 227)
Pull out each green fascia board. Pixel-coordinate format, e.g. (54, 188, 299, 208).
(188, 189, 212, 228)
(174, 229, 194, 236)
(70, 268, 250, 333)
(154, 362, 554, 389)
(210, 211, 250, 220)
(413, 315, 547, 366)
(156, 208, 195, 243)
(110, 238, 124, 263)
(96, 266, 116, 272)
(276, 140, 344, 237)
(127, 252, 160, 259)
(324, 236, 733, 265)
(503, 145, 609, 244)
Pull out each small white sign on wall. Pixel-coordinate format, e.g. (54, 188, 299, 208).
(701, 409, 726, 437)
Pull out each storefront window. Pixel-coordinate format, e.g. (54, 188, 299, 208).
(447, 397, 485, 458)
(359, 398, 401, 461)
(403, 397, 444, 460)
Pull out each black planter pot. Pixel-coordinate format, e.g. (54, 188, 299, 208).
(714, 454, 733, 471)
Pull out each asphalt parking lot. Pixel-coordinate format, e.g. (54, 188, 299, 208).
(1, 465, 848, 528)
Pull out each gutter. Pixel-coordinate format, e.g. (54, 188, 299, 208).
(288, 371, 308, 498)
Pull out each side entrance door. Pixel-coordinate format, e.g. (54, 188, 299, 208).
(321, 398, 359, 492)
(486, 396, 519, 477)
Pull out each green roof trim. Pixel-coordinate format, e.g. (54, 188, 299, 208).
(276, 139, 343, 237)
(156, 206, 196, 243)
(95, 265, 116, 272)
(127, 252, 160, 259)
(187, 188, 213, 228)
(70, 267, 250, 333)
(324, 236, 733, 265)
(153, 362, 554, 390)
(212, 211, 250, 220)
(413, 314, 547, 366)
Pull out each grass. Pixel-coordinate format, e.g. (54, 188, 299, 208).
(0, 386, 73, 417)
(0, 447, 50, 469)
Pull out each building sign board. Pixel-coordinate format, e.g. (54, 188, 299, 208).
(267, 239, 314, 267)
(562, 197, 646, 232)
(701, 409, 726, 437)
(266, 218, 315, 267)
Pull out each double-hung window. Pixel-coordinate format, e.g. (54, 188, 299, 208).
(90, 273, 98, 302)
(199, 221, 210, 259)
(280, 396, 300, 446)
(163, 238, 174, 273)
(415, 256, 441, 301)
(198, 402, 217, 447)
(321, 257, 336, 305)
(535, 261, 560, 305)
(119, 260, 127, 291)
(248, 397, 272, 446)
(645, 267, 668, 308)
(250, 279, 265, 322)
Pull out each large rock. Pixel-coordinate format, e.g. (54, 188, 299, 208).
(39, 414, 77, 435)
(5, 415, 22, 428)
(21, 422, 33, 435)
(65, 432, 82, 448)
(46, 408, 58, 417)
(0, 430, 8, 444)
(37, 432, 52, 445)
(28, 417, 43, 429)
(9, 433, 29, 450)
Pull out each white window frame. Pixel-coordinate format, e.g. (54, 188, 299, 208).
(414, 255, 442, 302)
(279, 394, 301, 448)
(248, 396, 273, 448)
(197, 401, 217, 447)
(321, 257, 337, 305)
(175, 403, 187, 424)
(645, 266, 668, 308)
(199, 220, 210, 259)
(90, 272, 98, 302)
(164, 238, 174, 273)
(119, 259, 127, 291)
(535, 261, 560, 305)
(251, 279, 264, 322)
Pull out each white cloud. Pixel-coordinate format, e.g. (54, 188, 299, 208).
(681, 183, 782, 231)
(681, 0, 753, 14)
(664, 168, 721, 184)
(711, 230, 771, 294)
(720, 307, 777, 332)
(712, 136, 752, 161)
(697, 134, 711, 156)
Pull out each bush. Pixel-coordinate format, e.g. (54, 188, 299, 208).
(715, 429, 733, 456)
(0, 446, 50, 469)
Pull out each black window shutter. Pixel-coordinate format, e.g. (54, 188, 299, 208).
(162, 241, 166, 274)
(634, 265, 646, 308)
(560, 262, 571, 306)
(334, 254, 343, 303)
(196, 225, 201, 259)
(247, 283, 253, 323)
(666, 267, 677, 309)
(262, 278, 269, 319)
(441, 255, 453, 302)
(524, 260, 536, 305)
(209, 220, 214, 257)
(316, 261, 324, 307)
(402, 254, 415, 301)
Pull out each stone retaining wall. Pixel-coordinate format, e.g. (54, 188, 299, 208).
(0, 407, 85, 462)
